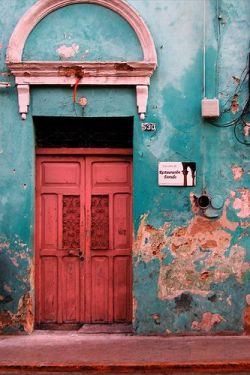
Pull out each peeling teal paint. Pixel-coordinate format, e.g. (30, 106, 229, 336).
(0, 0, 249, 334)
(23, 4, 143, 61)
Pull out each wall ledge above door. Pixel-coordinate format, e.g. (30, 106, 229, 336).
(6, 0, 157, 120)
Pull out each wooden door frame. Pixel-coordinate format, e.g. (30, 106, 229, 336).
(36, 148, 133, 156)
(35, 147, 133, 328)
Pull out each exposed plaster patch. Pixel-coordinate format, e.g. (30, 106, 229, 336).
(56, 43, 80, 59)
(244, 123, 250, 137)
(246, 294, 250, 305)
(134, 214, 170, 263)
(232, 165, 244, 180)
(134, 197, 248, 301)
(191, 312, 224, 332)
(220, 198, 238, 231)
(16, 293, 33, 333)
(0, 242, 10, 250)
(159, 234, 248, 300)
(0, 293, 33, 333)
(233, 189, 250, 218)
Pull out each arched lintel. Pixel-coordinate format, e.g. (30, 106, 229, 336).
(6, 0, 157, 64)
(6, 0, 157, 120)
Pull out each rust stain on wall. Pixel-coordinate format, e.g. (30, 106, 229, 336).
(230, 94, 239, 113)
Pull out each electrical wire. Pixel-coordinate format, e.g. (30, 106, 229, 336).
(220, 62, 249, 112)
(206, 53, 250, 145)
(234, 122, 250, 145)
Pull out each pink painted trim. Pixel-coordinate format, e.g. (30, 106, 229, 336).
(9, 61, 156, 76)
(17, 84, 30, 120)
(36, 148, 133, 155)
(136, 85, 148, 120)
(6, 1, 157, 120)
(6, 0, 157, 64)
(15, 76, 150, 86)
(9, 61, 155, 85)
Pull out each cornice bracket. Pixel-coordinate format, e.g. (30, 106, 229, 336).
(17, 84, 30, 120)
(136, 85, 148, 120)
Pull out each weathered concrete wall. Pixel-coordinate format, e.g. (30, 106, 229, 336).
(0, 0, 249, 334)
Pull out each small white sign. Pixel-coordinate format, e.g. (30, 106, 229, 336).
(158, 162, 196, 187)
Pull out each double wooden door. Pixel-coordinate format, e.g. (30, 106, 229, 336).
(35, 154, 132, 326)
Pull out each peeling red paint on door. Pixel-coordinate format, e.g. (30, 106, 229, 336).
(36, 154, 132, 327)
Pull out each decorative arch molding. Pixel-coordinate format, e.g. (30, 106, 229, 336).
(6, 0, 157, 120)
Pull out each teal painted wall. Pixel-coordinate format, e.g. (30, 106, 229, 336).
(0, 0, 249, 334)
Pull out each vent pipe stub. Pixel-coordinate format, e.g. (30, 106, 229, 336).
(194, 192, 225, 219)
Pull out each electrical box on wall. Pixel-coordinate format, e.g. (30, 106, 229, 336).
(201, 98, 220, 118)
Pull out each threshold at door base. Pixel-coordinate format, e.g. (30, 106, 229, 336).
(78, 323, 133, 334)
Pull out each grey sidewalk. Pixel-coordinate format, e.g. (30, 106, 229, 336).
(0, 331, 250, 373)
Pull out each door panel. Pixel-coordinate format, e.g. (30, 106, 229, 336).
(62, 257, 80, 322)
(113, 256, 131, 321)
(40, 257, 58, 322)
(91, 256, 109, 322)
(41, 194, 58, 249)
(113, 194, 131, 249)
(41, 162, 81, 186)
(36, 154, 132, 326)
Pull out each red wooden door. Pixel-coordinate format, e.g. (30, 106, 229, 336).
(36, 154, 132, 326)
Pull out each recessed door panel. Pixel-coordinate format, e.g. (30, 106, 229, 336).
(113, 256, 131, 322)
(42, 162, 80, 186)
(91, 195, 109, 250)
(36, 154, 132, 327)
(62, 257, 80, 322)
(92, 162, 130, 186)
(91, 256, 109, 322)
(41, 194, 58, 249)
(40, 257, 58, 322)
(114, 194, 131, 249)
